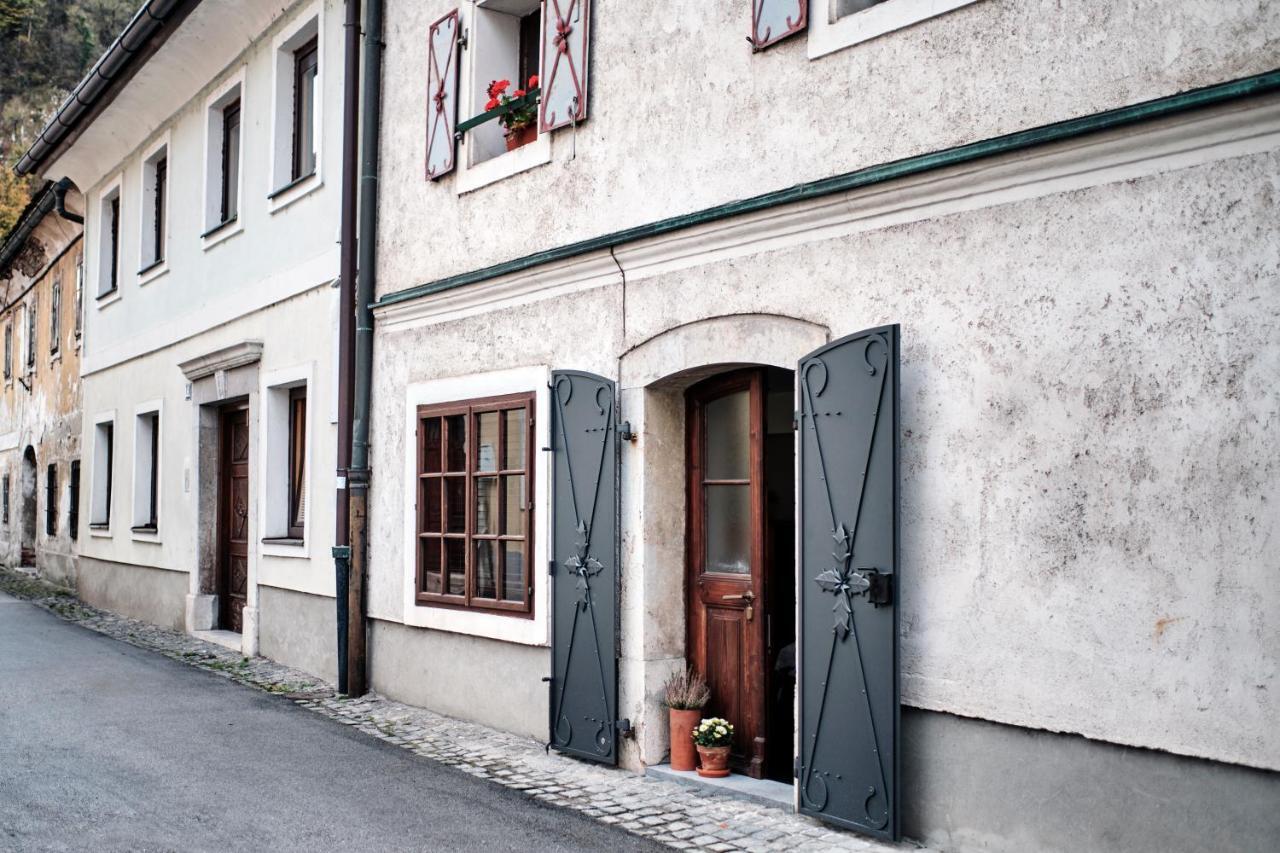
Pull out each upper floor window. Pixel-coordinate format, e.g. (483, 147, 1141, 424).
(73, 252, 83, 339)
(4, 323, 11, 379)
(835, 0, 885, 16)
(221, 100, 242, 221)
(809, 0, 980, 58)
(292, 39, 318, 181)
(140, 145, 169, 274)
(416, 393, 534, 616)
(203, 72, 245, 241)
(270, 7, 322, 203)
(50, 271, 61, 355)
(97, 184, 121, 298)
(25, 298, 36, 373)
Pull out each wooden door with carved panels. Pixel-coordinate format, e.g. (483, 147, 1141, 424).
(217, 406, 250, 633)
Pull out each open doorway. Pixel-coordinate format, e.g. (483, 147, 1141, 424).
(685, 367, 795, 781)
(20, 446, 37, 565)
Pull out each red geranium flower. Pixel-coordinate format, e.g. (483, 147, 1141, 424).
(527, 75, 539, 88)
(487, 79, 510, 98)
(513, 89, 526, 98)
(485, 97, 499, 111)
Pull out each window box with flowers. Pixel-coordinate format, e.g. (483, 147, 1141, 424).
(456, 76, 541, 152)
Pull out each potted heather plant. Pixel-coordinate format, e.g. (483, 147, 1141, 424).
(484, 75, 539, 151)
(661, 666, 709, 772)
(693, 717, 734, 778)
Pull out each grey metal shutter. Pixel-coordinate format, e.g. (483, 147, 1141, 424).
(796, 325, 900, 840)
(751, 0, 807, 50)
(548, 370, 621, 764)
(426, 9, 460, 179)
(538, 0, 591, 132)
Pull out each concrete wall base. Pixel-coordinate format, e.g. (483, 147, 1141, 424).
(185, 593, 217, 631)
(902, 708, 1280, 853)
(369, 618, 550, 740)
(76, 557, 186, 632)
(257, 585, 336, 683)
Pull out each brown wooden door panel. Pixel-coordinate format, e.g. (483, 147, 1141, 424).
(687, 370, 768, 778)
(218, 406, 250, 633)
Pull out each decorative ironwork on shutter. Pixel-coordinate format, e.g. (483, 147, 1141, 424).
(751, 0, 807, 50)
(548, 370, 620, 765)
(797, 325, 900, 841)
(426, 9, 460, 180)
(539, 0, 591, 132)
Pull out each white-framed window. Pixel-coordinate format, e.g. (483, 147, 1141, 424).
(73, 251, 83, 340)
(261, 368, 311, 555)
(808, 0, 981, 59)
(401, 365, 551, 646)
(95, 176, 123, 300)
(138, 136, 170, 282)
(49, 269, 61, 357)
(25, 296, 36, 375)
(456, 0, 552, 193)
(203, 69, 246, 245)
(131, 402, 162, 536)
(268, 3, 323, 211)
(90, 414, 115, 532)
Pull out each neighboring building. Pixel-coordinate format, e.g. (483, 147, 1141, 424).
(0, 182, 85, 586)
(16, 0, 343, 677)
(367, 2, 1279, 852)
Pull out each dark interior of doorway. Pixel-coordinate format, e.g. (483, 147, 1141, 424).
(761, 367, 796, 783)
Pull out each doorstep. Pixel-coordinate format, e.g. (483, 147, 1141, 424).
(645, 763, 795, 812)
(191, 629, 243, 652)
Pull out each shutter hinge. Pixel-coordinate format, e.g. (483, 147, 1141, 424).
(617, 421, 636, 442)
(457, 28, 468, 49)
(793, 409, 802, 431)
(548, 558, 556, 576)
(793, 756, 802, 778)
(616, 718, 633, 738)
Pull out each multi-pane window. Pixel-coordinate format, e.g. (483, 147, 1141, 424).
(98, 188, 120, 297)
(69, 460, 80, 541)
(292, 38, 319, 181)
(221, 99, 241, 222)
(416, 393, 534, 615)
(288, 386, 307, 538)
(50, 271, 61, 355)
(45, 463, 57, 536)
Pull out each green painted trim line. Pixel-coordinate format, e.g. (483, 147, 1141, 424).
(377, 69, 1280, 309)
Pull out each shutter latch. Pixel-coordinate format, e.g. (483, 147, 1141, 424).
(617, 421, 636, 442)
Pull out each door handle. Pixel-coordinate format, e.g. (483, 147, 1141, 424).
(721, 590, 755, 601)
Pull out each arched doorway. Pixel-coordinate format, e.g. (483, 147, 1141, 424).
(21, 446, 37, 565)
(685, 366, 796, 781)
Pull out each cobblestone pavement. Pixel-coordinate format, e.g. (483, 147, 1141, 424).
(0, 569, 926, 853)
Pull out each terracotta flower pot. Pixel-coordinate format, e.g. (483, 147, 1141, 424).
(505, 123, 536, 151)
(696, 745, 731, 778)
(669, 708, 700, 771)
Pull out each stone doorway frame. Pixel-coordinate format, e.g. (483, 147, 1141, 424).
(178, 341, 263, 656)
(614, 313, 828, 772)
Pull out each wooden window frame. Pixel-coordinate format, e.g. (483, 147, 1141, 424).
(287, 386, 307, 539)
(415, 392, 535, 617)
(152, 156, 167, 265)
(26, 297, 36, 372)
(220, 99, 241, 224)
(291, 37, 319, 182)
(50, 271, 61, 355)
(107, 195, 120, 294)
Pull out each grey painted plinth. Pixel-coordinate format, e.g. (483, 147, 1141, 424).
(645, 764, 794, 812)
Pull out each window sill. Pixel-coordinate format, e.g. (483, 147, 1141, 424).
(808, 0, 981, 59)
(415, 593, 533, 619)
(268, 170, 321, 213)
(201, 216, 243, 249)
(88, 523, 111, 538)
(456, 132, 551, 195)
(131, 525, 161, 543)
(138, 259, 168, 287)
(262, 536, 304, 546)
(96, 289, 121, 309)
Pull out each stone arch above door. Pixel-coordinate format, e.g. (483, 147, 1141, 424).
(620, 313, 829, 391)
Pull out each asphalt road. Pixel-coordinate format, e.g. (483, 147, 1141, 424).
(0, 592, 660, 852)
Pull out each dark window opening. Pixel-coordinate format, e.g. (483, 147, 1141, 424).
(45, 463, 57, 536)
(4, 324, 11, 379)
(50, 272, 61, 355)
(221, 100, 241, 223)
(69, 460, 79, 541)
(2, 474, 9, 524)
(292, 38, 319, 181)
(518, 9, 541, 88)
(108, 195, 120, 294)
(150, 156, 167, 266)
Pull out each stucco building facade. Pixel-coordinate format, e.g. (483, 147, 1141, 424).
(18, 0, 345, 679)
(0, 183, 85, 587)
(366, 1, 1280, 851)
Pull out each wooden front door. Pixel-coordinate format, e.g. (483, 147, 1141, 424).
(217, 406, 250, 633)
(687, 370, 768, 777)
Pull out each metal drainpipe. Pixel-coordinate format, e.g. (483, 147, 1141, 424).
(334, 0, 361, 694)
(53, 179, 84, 224)
(346, 0, 383, 698)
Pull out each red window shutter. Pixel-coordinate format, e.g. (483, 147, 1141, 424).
(426, 9, 460, 180)
(751, 0, 807, 50)
(538, 0, 590, 132)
